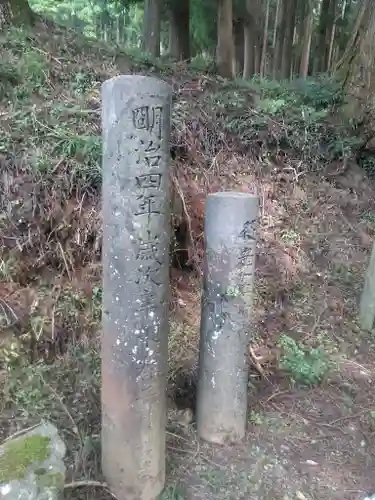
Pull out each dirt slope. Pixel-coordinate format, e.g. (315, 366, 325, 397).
(1, 20, 375, 500)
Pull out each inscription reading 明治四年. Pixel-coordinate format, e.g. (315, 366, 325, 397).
(132, 105, 163, 140)
(136, 174, 162, 190)
(134, 194, 163, 219)
(142, 139, 160, 153)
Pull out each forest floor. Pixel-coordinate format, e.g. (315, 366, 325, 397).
(1, 19, 375, 500)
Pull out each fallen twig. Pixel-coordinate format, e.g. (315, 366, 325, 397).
(249, 345, 270, 382)
(64, 480, 116, 497)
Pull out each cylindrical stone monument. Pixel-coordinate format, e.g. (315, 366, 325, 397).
(196, 191, 259, 445)
(101, 75, 172, 500)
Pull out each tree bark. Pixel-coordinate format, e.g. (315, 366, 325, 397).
(273, 0, 286, 78)
(216, 0, 234, 78)
(300, 0, 314, 77)
(143, 0, 161, 57)
(260, 0, 270, 77)
(316, 0, 337, 72)
(168, 0, 190, 61)
(272, 0, 280, 49)
(243, 18, 254, 78)
(0, 0, 34, 27)
(335, 0, 368, 71)
(243, 0, 262, 78)
(281, 0, 297, 79)
(234, 18, 244, 76)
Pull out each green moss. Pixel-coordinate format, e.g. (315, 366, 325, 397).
(36, 471, 65, 489)
(0, 435, 50, 483)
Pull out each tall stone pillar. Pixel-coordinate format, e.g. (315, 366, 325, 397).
(101, 75, 172, 500)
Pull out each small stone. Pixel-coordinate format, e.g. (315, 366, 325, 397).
(305, 460, 318, 465)
(296, 491, 309, 500)
(0, 421, 66, 500)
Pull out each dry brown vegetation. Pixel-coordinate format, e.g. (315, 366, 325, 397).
(1, 20, 375, 500)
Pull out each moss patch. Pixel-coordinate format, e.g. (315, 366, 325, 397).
(36, 470, 65, 489)
(0, 435, 50, 483)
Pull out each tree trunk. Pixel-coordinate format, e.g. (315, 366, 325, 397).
(335, 0, 368, 71)
(234, 18, 244, 76)
(316, 0, 337, 72)
(260, 0, 270, 77)
(355, 1, 375, 91)
(272, 0, 280, 48)
(168, 0, 190, 61)
(281, 0, 297, 79)
(143, 0, 161, 57)
(243, 19, 254, 78)
(216, 0, 234, 78)
(300, 0, 314, 77)
(0, 0, 34, 27)
(273, 0, 286, 78)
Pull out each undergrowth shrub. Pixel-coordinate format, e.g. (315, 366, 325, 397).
(209, 75, 364, 170)
(279, 334, 331, 386)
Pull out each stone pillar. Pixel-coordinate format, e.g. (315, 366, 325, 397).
(101, 75, 172, 500)
(196, 192, 259, 444)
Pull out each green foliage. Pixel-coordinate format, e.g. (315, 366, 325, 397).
(4, 346, 100, 420)
(189, 53, 216, 73)
(279, 334, 331, 386)
(159, 485, 186, 500)
(211, 75, 364, 170)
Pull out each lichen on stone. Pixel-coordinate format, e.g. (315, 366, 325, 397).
(36, 471, 65, 489)
(0, 435, 51, 483)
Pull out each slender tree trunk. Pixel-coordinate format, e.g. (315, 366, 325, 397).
(300, 0, 314, 77)
(143, 0, 161, 57)
(243, 18, 254, 78)
(281, 0, 297, 79)
(216, 0, 234, 78)
(234, 18, 245, 76)
(317, 0, 337, 72)
(260, 0, 270, 77)
(327, 15, 337, 71)
(336, 0, 369, 71)
(273, 0, 286, 78)
(316, 0, 330, 71)
(168, 0, 190, 61)
(0, 0, 34, 26)
(356, 1, 375, 90)
(272, 0, 280, 48)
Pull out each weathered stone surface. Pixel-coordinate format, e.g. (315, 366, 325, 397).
(0, 421, 66, 500)
(360, 239, 375, 331)
(101, 75, 172, 500)
(196, 192, 259, 444)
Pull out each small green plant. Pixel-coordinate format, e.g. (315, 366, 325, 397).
(189, 53, 215, 73)
(158, 484, 186, 500)
(0, 255, 19, 282)
(331, 262, 356, 286)
(280, 229, 300, 245)
(279, 334, 331, 386)
(71, 71, 96, 95)
(248, 411, 264, 425)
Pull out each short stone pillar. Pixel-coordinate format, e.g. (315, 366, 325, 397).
(101, 75, 172, 500)
(360, 239, 375, 331)
(196, 191, 259, 444)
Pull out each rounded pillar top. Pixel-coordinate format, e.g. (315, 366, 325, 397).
(101, 74, 172, 96)
(208, 191, 258, 199)
(205, 191, 259, 246)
